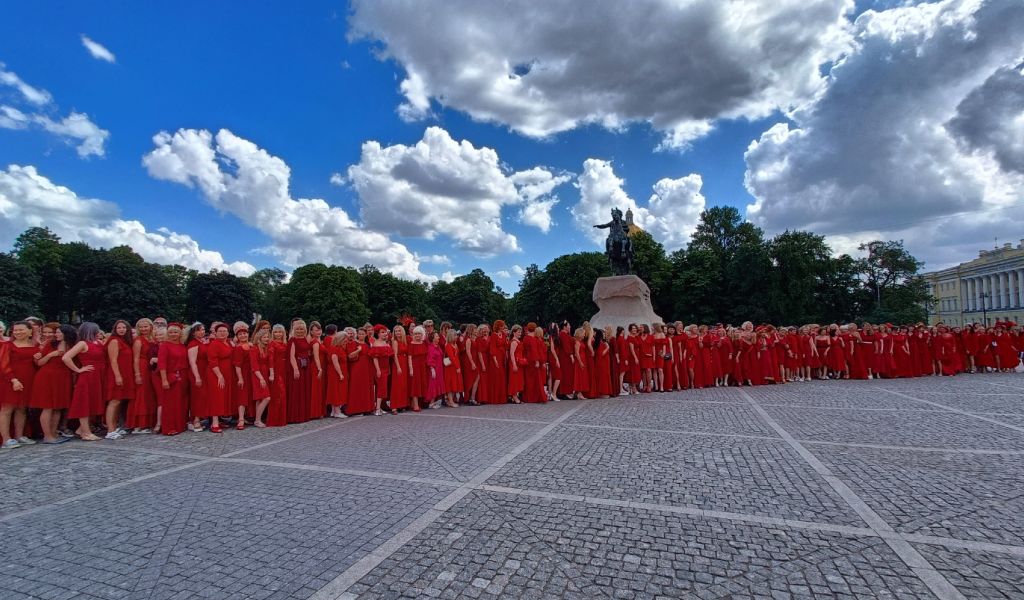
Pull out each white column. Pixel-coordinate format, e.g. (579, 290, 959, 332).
(1005, 271, 1014, 307)
(967, 278, 975, 311)
(974, 276, 982, 312)
(984, 276, 993, 310)
(1000, 272, 1009, 309)
(1018, 269, 1024, 308)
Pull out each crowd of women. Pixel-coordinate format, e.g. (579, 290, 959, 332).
(1, 315, 1021, 449)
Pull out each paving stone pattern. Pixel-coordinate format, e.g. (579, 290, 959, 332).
(1, 374, 1023, 599)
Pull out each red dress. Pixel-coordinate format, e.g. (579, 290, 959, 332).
(345, 341, 374, 415)
(286, 337, 312, 423)
(233, 343, 254, 415)
(460, 337, 477, 397)
(892, 334, 913, 377)
(187, 340, 208, 422)
(249, 345, 272, 402)
(390, 341, 409, 410)
(203, 339, 233, 417)
(936, 333, 960, 375)
(523, 335, 547, 403)
(475, 335, 492, 403)
(508, 339, 525, 396)
(127, 338, 158, 428)
(826, 336, 846, 373)
(308, 338, 325, 419)
(627, 335, 642, 383)
(369, 343, 393, 400)
(426, 342, 445, 401)
(408, 341, 429, 399)
(157, 342, 189, 435)
(994, 333, 1020, 369)
(30, 345, 72, 410)
(2, 342, 38, 408)
(67, 341, 107, 419)
(557, 331, 575, 396)
(443, 342, 464, 394)
(489, 333, 509, 403)
(267, 340, 288, 426)
(105, 338, 136, 401)
(324, 343, 348, 409)
(592, 340, 612, 397)
(639, 335, 655, 370)
(573, 338, 590, 394)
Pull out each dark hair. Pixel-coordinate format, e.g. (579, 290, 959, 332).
(325, 324, 338, 336)
(11, 320, 31, 331)
(616, 326, 625, 337)
(110, 319, 134, 346)
(58, 324, 79, 348)
(592, 328, 605, 351)
(548, 324, 560, 348)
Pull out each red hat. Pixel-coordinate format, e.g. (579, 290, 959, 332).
(168, 322, 184, 329)
(373, 324, 388, 334)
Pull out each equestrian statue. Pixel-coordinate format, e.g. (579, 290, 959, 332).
(593, 207, 634, 276)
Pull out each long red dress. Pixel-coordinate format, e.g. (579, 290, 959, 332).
(30, 344, 72, 410)
(443, 342, 464, 395)
(369, 343, 393, 400)
(557, 331, 575, 396)
(687, 336, 707, 388)
(523, 335, 547, 403)
(426, 341, 445, 401)
(475, 335, 492, 403)
(508, 339, 525, 396)
(249, 345, 272, 401)
(233, 343, 254, 416)
(308, 338, 324, 420)
(267, 340, 288, 426)
(489, 333, 509, 403)
(67, 341, 107, 419)
(592, 340, 612, 397)
(2, 342, 38, 409)
(346, 340, 374, 415)
(390, 341, 409, 410)
(105, 337, 136, 401)
(627, 335, 642, 384)
(892, 333, 913, 377)
(187, 339, 208, 422)
(127, 337, 157, 428)
(460, 336, 477, 398)
(826, 335, 846, 373)
(203, 339, 233, 417)
(936, 333, 960, 375)
(407, 341, 429, 400)
(286, 337, 312, 423)
(573, 338, 590, 394)
(157, 342, 189, 435)
(324, 343, 348, 410)
(994, 332, 1020, 369)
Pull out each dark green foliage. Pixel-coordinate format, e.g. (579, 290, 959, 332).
(428, 269, 506, 324)
(186, 270, 256, 326)
(0, 252, 41, 322)
(359, 265, 436, 325)
(273, 264, 369, 327)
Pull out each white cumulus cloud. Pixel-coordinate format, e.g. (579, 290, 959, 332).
(349, 0, 854, 148)
(346, 126, 569, 256)
(80, 35, 116, 63)
(143, 128, 434, 281)
(0, 164, 254, 275)
(743, 0, 1024, 269)
(573, 159, 705, 250)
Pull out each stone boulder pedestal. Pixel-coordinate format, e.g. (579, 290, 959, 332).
(589, 275, 663, 332)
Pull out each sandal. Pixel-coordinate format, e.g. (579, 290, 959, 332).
(78, 433, 102, 441)
(236, 422, 245, 431)
(210, 425, 223, 434)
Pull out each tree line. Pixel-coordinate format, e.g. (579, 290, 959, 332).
(0, 207, 931, 328)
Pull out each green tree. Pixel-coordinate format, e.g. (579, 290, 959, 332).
(359, 265, 436, 325)
(160, 264, 198, 322)
(75, 246, 174, 326)
(13, 227, 65, 320)
(186, 270, 256, 325)
(248, 267, 288, 322)
(666, 248, 721, 324)
(629, 230, 672, 317)
(429, 269, 506, 324)
(856, 240, 930, 322)
(814, 254, 865, 324)
(767, 231, 832, 324)
(275, 263, 369, 326)
(0, 252, 41, 322)
(508, 264, 544, 324)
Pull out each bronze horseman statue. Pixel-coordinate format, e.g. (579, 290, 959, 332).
(594, 207, 634, 276)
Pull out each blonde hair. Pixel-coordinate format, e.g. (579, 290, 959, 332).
(289, 319, 307, 338)
(445, 329, 458, 343)
(253, 329, 270, 348)
(272, 323, 287, 341)
(135, 318, 155, 341)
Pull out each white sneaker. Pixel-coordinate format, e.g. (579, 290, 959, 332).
(16, 436, 36, 445)
(1, 439, 21, 449)
(132, 428, 152, 435)
(115, 428, 128, 435)
(104, 431, 123, 440)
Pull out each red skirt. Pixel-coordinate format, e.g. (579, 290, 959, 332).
(67, 371, 105, 419)
(30, 362, 72, 410)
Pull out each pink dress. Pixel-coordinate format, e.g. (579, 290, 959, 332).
(426, 342, 445, 401)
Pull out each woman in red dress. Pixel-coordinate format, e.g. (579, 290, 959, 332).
(426, 332, 446, 407)
(157, 323, 189, 436)
(185, 322, 208, 432)
(662, 325, 676, 391)
(507, 325, 525, 403)
(591, 328, 612, 398)
(637, 325, 655, 393)
(345, 326, 374, 416)
(614, 326, 630, 395)
(547, 324, 563, 400)
(443, 329, 464, 406)
(993, 324, 1020, 371)
(475, 324, 492, 404)
(324, 329, 348, 418)
(407, 326, 429, 411)
(556, 322, 575, 399)
(489, 321, 510, 404)
(149, 327, 165, 433)
(891, 327, 913, 378)
(390, 325, 410, 413)
(571, 327, 590, 399)
(626, 324, 642, 393)
(651, 324, 666, 392)
(308, 321, 325, 421)
(204, 323, 233, 433)
(232, 322, 253, 429)
(1, 321, 38, 448)
(370, 325, 393, 415)
(266, 324, 288, 426)
(63, 322, 106, 441)
(104, 320, 135, 440)
(825, 325, 847, 379)
(521, 325, 546, 404)
(127, 318, 157, 434)
(287, 320, 312, 424)
(31, 323, 74, 444)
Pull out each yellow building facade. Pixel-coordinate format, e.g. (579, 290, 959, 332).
(922, 241, 1024, 327)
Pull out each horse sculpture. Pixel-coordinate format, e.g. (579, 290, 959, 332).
(593, 208, 634, 276)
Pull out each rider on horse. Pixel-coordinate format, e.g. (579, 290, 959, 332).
(594, 207, 634, 276)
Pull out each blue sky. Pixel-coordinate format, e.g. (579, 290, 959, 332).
(2, 0, 1022, 286)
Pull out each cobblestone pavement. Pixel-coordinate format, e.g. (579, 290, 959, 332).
(2, 374, 1023, 599)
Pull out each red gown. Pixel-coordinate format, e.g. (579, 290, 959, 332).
(523, 335, 547, 403)
(443, 342, 464, 394)
(390, 341, 409, 410)
(67, 341, 107, 419)
(369, 343, 393, 400)
(187, 340, 208, 422)
(627, 335, 642, 384)
(286, 337, 312, 423)
(249, 345, 272, 401)
(592, 340, 612, 397)
(460, 337, 478, 398)
(324, 343, 348, 409)
(426, 342, 445, 401)
(639, 335, 655, 371)
(489, 333, 509, 403)
(891, 334, 913, 377)
(127, 338, 157, 428)
(557, 331, 575, 396)
(475, 335, 493, 403)
(935, 333, 960, 375)
(105, 338, 136, 401)
(346, 341, 374, 415)
(232, 343, 254, 416)
(994, 332, 1020, 369)
(573, 338, 590, 394)
(30, 345, 72, 410)
(408, 341, 429, 399)
(826, 335, 846, 373)
(267, 340, 288, 426)
(203, 339, 233, 417)
(157, 342, 189, 435)
(2, 342, 38, 409)
(507, 339, 525, 396)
